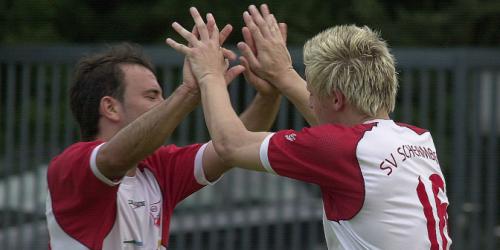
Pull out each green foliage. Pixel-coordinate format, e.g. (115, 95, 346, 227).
(0, 0, 499, 46)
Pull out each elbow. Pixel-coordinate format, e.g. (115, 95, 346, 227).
(212, 136, 240, 166)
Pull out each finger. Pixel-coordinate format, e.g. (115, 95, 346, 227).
(219, 24, 233, 45)
(260, 3, 270, 17)
(165, 38, 190, 55)
(240, 56, 256, 82)
(240, 57, 267, 91)
(190, 7, 209, 41)
(172, 22, 200, 46)
(191, 25, 199, 39)
(206, 13, 219, 42)
(240, 56, 250, 69)
(189, 25, 200, 47)
(237, 42, 260, 68)
(266, 14, 280, 38)
(248, 5, 271, 38)
(222, 48, 237, 61)
(242, 27, 257, 54)
(225, 65, 245, 84)
(206, 13, 215, 38)
(279, 23, 288, 43)
(240, 56, 253, 78)
(243, 11, 265, 43)
(224, 58, 229, 71)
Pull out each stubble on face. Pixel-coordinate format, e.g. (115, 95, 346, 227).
(118, 64, 164, 126)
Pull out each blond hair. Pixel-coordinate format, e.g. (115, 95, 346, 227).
(303, 25, 397, 116)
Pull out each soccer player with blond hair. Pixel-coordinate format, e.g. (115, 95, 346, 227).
(167, 4, 452, 249)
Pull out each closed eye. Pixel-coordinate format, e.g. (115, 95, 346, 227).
(143, 89, 162, 100)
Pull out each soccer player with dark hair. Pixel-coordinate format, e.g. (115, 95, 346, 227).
(46, 27, 284, 249)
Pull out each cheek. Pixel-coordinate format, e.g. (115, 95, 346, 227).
(122, 101, 149, 122)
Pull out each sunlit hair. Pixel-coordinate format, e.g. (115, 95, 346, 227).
(303, 24, 398, 116)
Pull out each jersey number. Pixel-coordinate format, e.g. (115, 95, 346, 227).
(416, 174, 449, 250)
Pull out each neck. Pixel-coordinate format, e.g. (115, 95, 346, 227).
(325, 108, 390, 126)
(359, 112, 390, 124)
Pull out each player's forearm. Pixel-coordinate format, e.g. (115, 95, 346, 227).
(270, 70, 319, 126)
(239, 93, 281, 131)
(97, 84, 199, 177)
(199, 75, 250, 164)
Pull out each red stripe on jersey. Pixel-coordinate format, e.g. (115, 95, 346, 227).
(417, 176, 439, 250)
(396, 122, 428, 135)
(430, 174, 449, 250)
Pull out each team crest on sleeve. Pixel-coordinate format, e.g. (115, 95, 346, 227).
(150, 200, 161, 226)
(285, 133, 297, 142)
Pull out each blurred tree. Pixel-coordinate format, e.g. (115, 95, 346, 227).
(1, 0, 62, 43)
(0, 0, 498, 46)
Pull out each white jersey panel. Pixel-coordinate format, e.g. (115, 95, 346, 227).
(102, 168, 163, 250)
(323, 120, 450, 250)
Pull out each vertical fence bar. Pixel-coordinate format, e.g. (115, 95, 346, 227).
(258, 180, 269, 248)
(17, 64, 31, 249)
(0, 63, 3, 246)
(50, 65, 61, 157)
(3, 64, 16, 249)
(419, 69, 430, 128)
(434, 70, 447, 162)
(171, 69, 187, 250)
(177, 70, 189, 146)
(450, 51, 467, 250)
(290, 182, 302, 250)
(485, 72, 498, 250)
(467, 71, 482, 249)
(402, 69, 413, 123)
(161, 66, 174, 144)
(32, 65, 47, 250)
(241, 81, 255, 250)
(64, 67, 75, 147)
(307, 209, 319, 250)
(275, 100, 289, 250)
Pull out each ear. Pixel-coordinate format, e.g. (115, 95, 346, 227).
(331, 90, 345, 111)
(100, 96, 122, 122)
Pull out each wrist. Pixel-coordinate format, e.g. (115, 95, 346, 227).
(271, 69, 303, 93)
(256, 90, 281, 100)
(198, 73, 226, 89)
(175, 83, 201, 107)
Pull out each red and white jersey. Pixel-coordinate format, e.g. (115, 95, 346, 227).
(46, 141, 214, 250)
(260, 119, 451, 250)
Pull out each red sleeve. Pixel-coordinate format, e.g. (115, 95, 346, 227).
(47, 141, 118, 248)
(263, 124, 374, 189)
(141, 144, 204, 208)
(263, 124, 376, 220)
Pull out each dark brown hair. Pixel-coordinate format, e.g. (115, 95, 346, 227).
(70, 43, 155, 141)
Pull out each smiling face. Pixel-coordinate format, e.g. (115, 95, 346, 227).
(117, 63, 164, 127)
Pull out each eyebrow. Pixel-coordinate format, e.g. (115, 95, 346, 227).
(143, 89, 162, 96)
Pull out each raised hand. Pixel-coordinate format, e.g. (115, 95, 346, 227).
(239, 5, 288, 97)
(172, 8, 244, 90)
(238, 4, 293, 84)
(239, 4, 318, 126)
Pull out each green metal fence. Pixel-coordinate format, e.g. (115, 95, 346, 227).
(0, 46, 499, 249)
